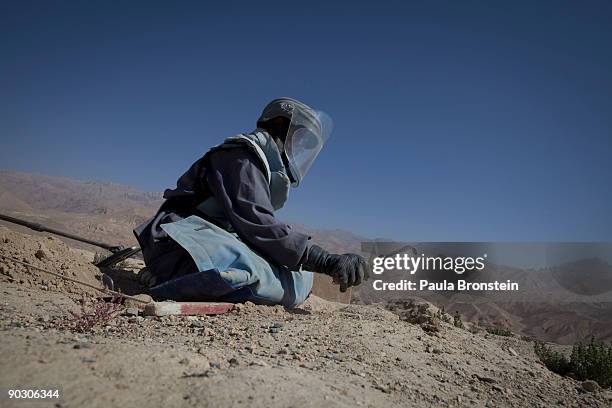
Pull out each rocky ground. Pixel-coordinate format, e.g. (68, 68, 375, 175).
(1, 227, 611, 407)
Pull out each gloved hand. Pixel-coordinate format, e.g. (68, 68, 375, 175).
(138, 267, 158, 288)
(301, 245, 368, 292)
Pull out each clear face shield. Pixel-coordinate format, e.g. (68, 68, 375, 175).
(284, 109, 333, 186)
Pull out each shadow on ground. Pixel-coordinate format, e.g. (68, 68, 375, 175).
(98, 266, 148, 296)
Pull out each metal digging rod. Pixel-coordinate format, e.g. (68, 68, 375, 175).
(0, 213, 141, 268)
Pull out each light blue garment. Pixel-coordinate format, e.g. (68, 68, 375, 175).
(150, 215, 313, 308)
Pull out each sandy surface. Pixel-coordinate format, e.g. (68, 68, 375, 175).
(1, 228, 611, 407)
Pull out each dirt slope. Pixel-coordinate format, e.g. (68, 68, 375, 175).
(0, 227, 102, 296)
(2, 170, 612, 346)
(1, 229, 611, 407)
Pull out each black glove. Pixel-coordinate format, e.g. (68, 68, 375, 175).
(302, 245, 368, 292)
(138, 267, 158, 288)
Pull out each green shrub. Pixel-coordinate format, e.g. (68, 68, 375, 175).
(487, 326, 513, 337)
(434, 307, 451, 323)
(535, 337, 612, 388)
(534, 342, 571, 376)
(453, 311, 464, 329)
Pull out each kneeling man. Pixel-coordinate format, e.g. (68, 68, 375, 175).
(135, 98, 367, 307)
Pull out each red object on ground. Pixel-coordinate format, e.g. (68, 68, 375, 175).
(144, 301, 235, 316)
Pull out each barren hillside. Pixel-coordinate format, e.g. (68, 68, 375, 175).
(1, 227, 611, 407)
(1, 170, 611, 344)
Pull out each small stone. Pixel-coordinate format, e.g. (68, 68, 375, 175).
(473, 374, 496, 384)
(250, 360, 269, 367)
(228, 357, 239, 367)
(125, 307, 139, 316)
(191, 320, 205, 328)
(581, 380, 600, 393)
(73, 342, 92, 349)
(198, 359, 211, 370)
(179, 358, 190, 365)
(124, 294, 153, 309)
(375, 384, 391, 394)
(35, 249, 48, 260)
(507, 347, 518, 357)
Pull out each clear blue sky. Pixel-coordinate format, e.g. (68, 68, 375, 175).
(1, 1, 611, 241)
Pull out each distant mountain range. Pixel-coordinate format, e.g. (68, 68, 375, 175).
(1, 170, 610, 344)
(0, 170, 365, 253)
(0, 170, 162, 215)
